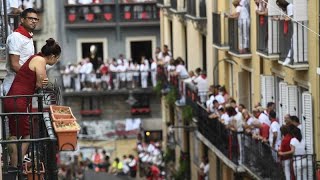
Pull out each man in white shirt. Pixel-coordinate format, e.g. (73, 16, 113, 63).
(3, 8, 38, 95)
(268, 111, 281, 150)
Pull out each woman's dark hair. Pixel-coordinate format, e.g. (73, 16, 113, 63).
(290, 126, 302, 142)
(41, 38, 61, 57)
(280, 125, 289, 136)
(276, 0, 289, 11)
(226, 106, 237, 117)
(21, 8, 37, 18)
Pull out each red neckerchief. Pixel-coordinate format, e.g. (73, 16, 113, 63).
(14, 25, 33, 38)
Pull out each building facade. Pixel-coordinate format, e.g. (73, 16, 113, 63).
(159, 0, 320, 179)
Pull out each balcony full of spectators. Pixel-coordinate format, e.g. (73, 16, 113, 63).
(65, 0, 160, 28)
(159, 65, 316, 179)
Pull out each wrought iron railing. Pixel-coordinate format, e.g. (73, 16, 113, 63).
(170, 0, 177, 10)
(120, 2, 159, 22)
(199, 0, 206, 18)
(0, 82, 61, 180)
(157, 0, 164, 5)
(186, 0, 196, 17)
(278, 20, 308, 65)
(256, 15, 279, 55)
(228, 18, 251, 54)
(212, 12, 221, 46)
(65, 2, 159, 24)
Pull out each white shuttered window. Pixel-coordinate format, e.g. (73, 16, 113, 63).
(287, 85, 298, 116)
(260, 75, 275, 108)
(278, 82, 288, 126)
(302, 92, 313, 154)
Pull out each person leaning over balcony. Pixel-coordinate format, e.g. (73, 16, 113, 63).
(268, 110, 281, 150)
(278, 125, 293, 180)
(226, 0, 250, 54)
(3, 8, 39, 95)
(4, 38, 61, 167)
(278, 126, 307, 180)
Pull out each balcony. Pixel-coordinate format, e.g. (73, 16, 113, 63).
(0, 84, 60, 179)
(212, 12, 229, 50)
(65, 1, 160, 28)
(256, 15, 280, 59)
(278, 20, 308, 70)
(228, 18, 252, 59)
(185, 0, 206, 34)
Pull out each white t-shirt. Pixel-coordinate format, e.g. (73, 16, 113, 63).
(215, 93, 225, 104)
(175, 64, 188, 78)
(286, 3, 293, 17)
(269, 121, 281, 149)
(196, 77, 208, 92)
(3, 31, 34, 95)
(290, 138, 306, 155)
(236, 5, 250, 20)
(233, 112, 244, 132)
(150, 62, 157, 71)
(203, 163, 210, 180)
(221, 113, 231, 125)
(258, 113, 271, 126)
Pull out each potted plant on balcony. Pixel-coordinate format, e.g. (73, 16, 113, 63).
(182, 105, 193, 124)
(50, 105, 76, 121)
(53, 120, 81, 151)
(24, 162, 45, 180)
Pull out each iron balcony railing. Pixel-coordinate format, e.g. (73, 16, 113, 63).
(165, 73, 316, 179)
(186, 0, 196, 17)
(65, 1, 159, 24)
(212, 12, 221, 46)
(243, 133, 315, 180)
(1, 82, 61, 180)
(278, 20, 308, 65)
(228, 18, 251, 54)
(256, 15, 279, 56)
(170, 0, 177, 10)
(199, 0, 206, 18)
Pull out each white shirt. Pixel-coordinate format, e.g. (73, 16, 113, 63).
(233, 112, 244, 132)
(215, 93, 225, 104)
(2, 0, 20, 14)
(258, 113, 271, 126)
(236, 5, 250, 20)
(23, 0, 34, 9)
(203, 163, 210, 180)
(286, 3, 293, 17)
(290, 138, 306, 155)
(3, 31, 34, 95)
(196, 77, 208, 92)
(175, 64, 189, 78)
(151, 62, 157, 71)
(269, 121, 281, 149)
(221, 113, 231, 125)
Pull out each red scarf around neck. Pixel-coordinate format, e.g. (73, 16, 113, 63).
(14, 25, 33, 38)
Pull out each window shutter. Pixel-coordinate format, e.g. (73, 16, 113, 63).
(287, 85, 298, 116)
(293, 0, 308, 21)
(260, 75, 275, 108)
(293, 23, 308, 63)
(278, 82, 288, 126)
(302, 92, 313, 154)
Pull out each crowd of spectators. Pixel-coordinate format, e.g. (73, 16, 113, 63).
(61, 54, 158, 91)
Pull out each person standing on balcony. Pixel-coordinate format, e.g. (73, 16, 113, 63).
(3, 8, 38, 95)
(227, 0, 250, 54)
(276, 0, 293, 65)
(4, 38, 61, 167)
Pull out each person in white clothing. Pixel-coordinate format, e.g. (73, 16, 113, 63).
(227, 0, 250, 53)
(140, 59, 148, 88)
(279, 127, 307, 180)
(117, 61, 127, 89)
(150, 59, 157, 87)
(132, 62, 140, 88)
(3, 8, 38, 95)
(268, 111, 281, 150)
(193, 70, 208, 105)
